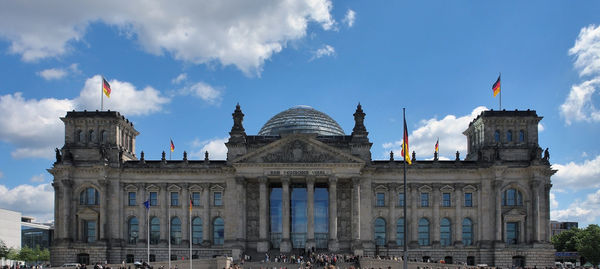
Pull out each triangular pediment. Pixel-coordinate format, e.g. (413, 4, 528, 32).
(232, 135, 365, 164)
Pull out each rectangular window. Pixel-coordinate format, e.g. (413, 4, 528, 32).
(128, 192, 136, 206)
(84, 220, 96, 243)
(214, 192, 222, 206)
(398, 193, 405, 207)
(192, 192, 201, 206)
(171, 192, 179, 206)
(376, 192, 385, 207)
(421, 193, 429, 207)
(150, 192, 158, 206)
(464, 193, 473, 207)
(507, 222, 519, 244)
(442, 193, 451, 207)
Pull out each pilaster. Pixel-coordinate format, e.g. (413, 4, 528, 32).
(280, 177, 292, 252)
(257, 177, 270, 252)
(306, 176, 316, 250)
(328, 176, 339, 252)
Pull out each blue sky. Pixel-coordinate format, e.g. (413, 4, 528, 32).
(0, 1, 599, 226)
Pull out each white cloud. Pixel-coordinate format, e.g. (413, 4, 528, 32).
(550, 192, 559, 209)
(171, 73, 187, 84)
(0, 183, 54, 223)
(383, 106, 488, 160)
(561, 25, 600, 124)
(0, 0, 336, 75)
(179, 82, 222, 105)
(552, 155, 600, 191)
(0, 75, 170, 159)
(75, 75, 170, 116)
(190, 137, 228, 160)
(342, 9, 356, 27)
(29, 174, 46, 183)
(312, 45, 335, 60)
(552, 188, 600, 223)
(37, 68, 67, 80)
(538, 123, 544, 132)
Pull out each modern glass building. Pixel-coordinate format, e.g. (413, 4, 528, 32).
(50, 105, 556, 268)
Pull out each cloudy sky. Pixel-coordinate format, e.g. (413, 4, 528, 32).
(0, 1, 599, 226)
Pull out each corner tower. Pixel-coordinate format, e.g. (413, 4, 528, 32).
(463, 109, 543, 162)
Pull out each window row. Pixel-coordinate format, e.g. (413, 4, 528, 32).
(494, 129, 526, 143)
(75, 129, 109, 144)
(127, 191, 222, 207)
(127, 216, 224, 246)
(374, 217, 474, 247)
(376, 192, 474, 208)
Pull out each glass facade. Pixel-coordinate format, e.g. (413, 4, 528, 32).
(291, 187, 307, 248)
(21, 226, 52, 249)
(314, 187, 329, 249)
(258, 105, 345, 136)
(270, 187, 282, 248)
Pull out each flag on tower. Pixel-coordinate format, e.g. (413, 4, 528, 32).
(102, 78, 111, 98)
(143, 199, 150, 210)
(435, 138, 439, 153)
(189, 194, 193, 213)
(170, 139, 175, 152)
(401, 117, 412, 165)
(492, 74, 501, 97)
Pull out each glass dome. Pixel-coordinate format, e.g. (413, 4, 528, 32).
(258, 105, 345, 136)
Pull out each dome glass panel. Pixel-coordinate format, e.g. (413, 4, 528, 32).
(258, 105, 345, 136)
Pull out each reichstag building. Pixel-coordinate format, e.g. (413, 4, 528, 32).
(49, 104, 556, 267)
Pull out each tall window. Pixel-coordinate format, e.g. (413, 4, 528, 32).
(418, 218, 430, 246)
(100, 130, 107, 143)
(464, 193, 473, 207)
(507, 222, 519, 244)
(421, 193, 429, 207)
(89, 130, 96, 142)
(398, 193, 405, 207)
(462, 218, 473, 246)
(374, 218, 386, 246)
(440, 218, 452, 246)
(213, 218, 224, 245)
(84, 220, 96, 243)
(77, 130, 84, 142)
(442, 193, 451, 207)
(396, 218, 405, 246)
(192, 217, 202, 244)
(150, 217, 160, 244)
(507, 130, 513, 142)
(80, 188, 99, 205)
(270, 188, 282, 248)
(150, 192, 158, 206)
(192, 192, 201, 206)
(214, 192, 223, 206)
(314, 187, 329, 249)
(128, 217, 139, 244)
(170, 217, 182, 245)
(376, 193, 385, 207)
(502, 188, 523, 206)
(494, 130, 500, 142)
(128, 192, 136, 206)
(171, 192, 179, 206)
(519, 130, 525, 142)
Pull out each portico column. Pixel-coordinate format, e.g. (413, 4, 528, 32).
(495, 181, 503, 242)
(201, 184, 211, 246)
(257, 177, 270, 252)
(387, 183, 397, 246)
(280, 177, 292, 252)
(306, 176, 315, 250)
(454, 186, 463, 246)
(432, 186, 440, 246)
(351, 177, 361, 250)
(182, 184, 190, 245)
(328, 176, 339, 251)
(99, 179, 108, 241)
(410, 185, 418, 247)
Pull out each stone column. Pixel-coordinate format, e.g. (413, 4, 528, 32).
(162, 184, 169, 244)
(454, 186, 463, 246)
(280, 177, 292, 252)
(201, 184, 211, 246)
(257, 177, 270, 252)
(306, 176, 315, 250)
(328, 176, 339, 251)
(351, 177, 361, 251)
(235, 176, 247, 245)
(140, 184, 147, 244)
(387, 183, 397, 246)
(182, 184, 190, 245)
(99, 179, 109, 241)
(410, 185, 418, 247)
(495, 181, 503, 242)
(432, 185, 440, 246)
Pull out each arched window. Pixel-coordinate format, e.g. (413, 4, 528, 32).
(89, 130, 96, 143)
(77, 130, 84, 142)
(418, 218, 430, 246)
(440, 218, 452, 246)
(150, 217, 160, 245)
(128, 217, 139, 244)
(213, 217, 224, 245)
(374, 218, 386, 246)
(494, 130, 500, 142)
(462, 218, 473, 246)
(79, 187, 99, 205)
(100, 130, 107, 143)
(519, 130, 525, 142)
(171, 217, 182, 245)
(507, 130, 512, 142)
(502, 188, 523, 206)
(396, 218, 405, 246)
(192, 217, 202, 244)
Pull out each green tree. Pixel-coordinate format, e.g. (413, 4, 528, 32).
(18, 246, 36, 263)
(552, 227, 580, 252)
(0, 240, 9, 258)
(575, 224, 600, 266)
(39, 248, 50, 262)
(6, 248, 19, 260)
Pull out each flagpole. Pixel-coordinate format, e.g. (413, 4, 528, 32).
(101, 76, 104, 111)
(499, 72, 502, 110)
(189, 196, 193, 269)
(147, 201, 150, 263)
(402, 108, 408, 269)
(169, 207, 172, 269)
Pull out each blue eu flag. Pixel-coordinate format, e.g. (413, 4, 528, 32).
(143, 200, 150, 209)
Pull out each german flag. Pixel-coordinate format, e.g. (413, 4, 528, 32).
(170, 139, 175, 152)
(435, 138, 439, 153)
(102, 78, 111, 98)
(492, 75, 501, 97)
(401, 118, 411, 165)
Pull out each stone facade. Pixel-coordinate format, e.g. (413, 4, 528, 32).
(49, 106, 556, 267)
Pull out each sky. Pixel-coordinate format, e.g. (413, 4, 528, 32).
(0, 1, 599, 227)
